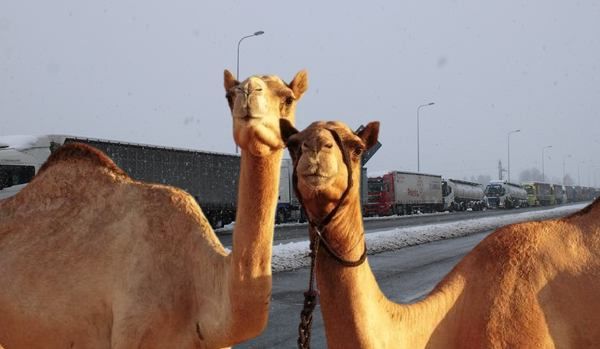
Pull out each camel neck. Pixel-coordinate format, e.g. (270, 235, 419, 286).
(227, 149, 282, 339)
(315, 199, 390, 347)
(314, 197, 465, 348)
(230, 150, 282, 278)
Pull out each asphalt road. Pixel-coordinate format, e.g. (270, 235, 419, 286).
(236, 230, 493, 348)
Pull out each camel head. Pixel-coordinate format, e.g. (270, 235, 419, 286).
(281, 120, 379, 221)
(224, 70, 308, 157)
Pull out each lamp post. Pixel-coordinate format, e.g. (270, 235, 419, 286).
(234, 31, 264, 154)
(507, 129, 520, 182)
(541, 145, 552, 182)
(236, 31, 265, 79)
(417, 102, 435, 172)
(578, 161, 585, 186)
(562, 154, 571, 185)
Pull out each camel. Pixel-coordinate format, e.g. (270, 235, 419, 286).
(0, 69, 308, 349)
(280, 119, 600, 349)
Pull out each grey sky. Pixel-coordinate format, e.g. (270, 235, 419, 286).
(2, 1, 599, 186)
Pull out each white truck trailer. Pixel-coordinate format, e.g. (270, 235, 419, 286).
(484, 180, 528, 209)
(442, 179, 486, 211)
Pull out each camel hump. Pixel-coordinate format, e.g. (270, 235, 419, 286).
(567, 196, 600, 219)
(38, 142, 128, 178)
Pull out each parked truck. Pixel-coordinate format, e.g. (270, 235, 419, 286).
(442, 179, 486, 211)
(552, 184, 567, 205)
(522, 181, 555, 206)
(484, 180, 528, 209)
(0, 134, 243, 228)
(276, 158, 302, 223)
(365, 170, 443, 216)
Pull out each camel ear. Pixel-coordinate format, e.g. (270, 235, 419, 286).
(224, 69, 239, 91)
(357, 121, 380, 151)
(289, 70, 308, 100)
(280, 119, 299, 145)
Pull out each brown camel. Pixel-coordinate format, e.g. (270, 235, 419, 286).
(0, 70, 308, 349)
(281, 120, 600, 349)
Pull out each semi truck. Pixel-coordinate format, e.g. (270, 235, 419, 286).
(522, 182, 555, 206)
(484, 180, 528, 209)
(442, 179, 486, 211)
(552, 184, 567, 204)
(365, 170, 443, 216)
(0, 134, 242, 228)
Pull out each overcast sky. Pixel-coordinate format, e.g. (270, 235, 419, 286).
(2, 1, 599, 186)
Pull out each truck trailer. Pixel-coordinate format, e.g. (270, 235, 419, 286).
(0, 135, 242, 228)
(276, 158, 302, 223)
(365, 170, 443, 216)
(442, 179, 486, 211)
(484, 180, 528, 209)
(552, 184, 567, 205)
(522, 182, 555, 206)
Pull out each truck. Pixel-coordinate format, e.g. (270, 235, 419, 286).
(484, 180, 528, 209)
(442, 179, 486, 211)
(276, 158, 302, 223)
(521, 182, 555, 206)
(365, 170, 443, 216)
(552, 184, 567, 205)
(1, 134, 242, 228)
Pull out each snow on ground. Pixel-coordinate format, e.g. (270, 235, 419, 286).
(271, 203, 588, 273)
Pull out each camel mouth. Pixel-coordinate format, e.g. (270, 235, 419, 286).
(238, 114, 262, 121)
(301, 173, 333, 186)
(240, 114, 262, 121)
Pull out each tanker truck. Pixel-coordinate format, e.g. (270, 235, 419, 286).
(484, 180, 528, 209)
(442, 179, 486, 211)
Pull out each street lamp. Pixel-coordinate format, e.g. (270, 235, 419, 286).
(541, 145, 552, 182)
(507, 129, 520, 182)
(578, 161, 585, 186)
(236, 31, 265, 80)
(417, 102, 435, 172)
(562, 154, 572, 185)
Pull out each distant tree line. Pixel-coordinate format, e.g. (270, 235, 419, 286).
(460, 169, 575, 187)
(518, 167, 574, 185)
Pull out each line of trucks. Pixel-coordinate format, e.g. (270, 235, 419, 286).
(364, 171, 598, 217)
(1, 135, 598, 228)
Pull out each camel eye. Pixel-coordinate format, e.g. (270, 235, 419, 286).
(353, 147, 363, 157)
(324, 143, 334, 149)
(285, 96, 294, 106)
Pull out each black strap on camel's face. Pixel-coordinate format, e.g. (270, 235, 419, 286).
(293, 127, 367, 349)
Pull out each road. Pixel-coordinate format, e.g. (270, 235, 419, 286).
(236, 230, 492, 348)
(217, 204, 571, 247)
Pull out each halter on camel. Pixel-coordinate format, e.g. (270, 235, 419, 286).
(291, 128, 367, 349)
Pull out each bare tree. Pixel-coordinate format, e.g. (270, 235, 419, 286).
(519, 168, 543, 182)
